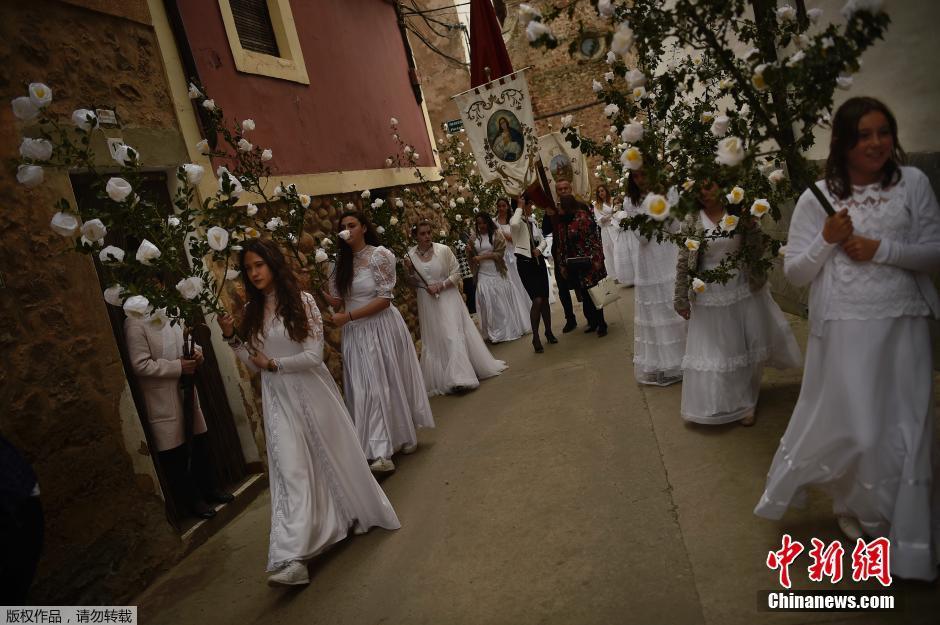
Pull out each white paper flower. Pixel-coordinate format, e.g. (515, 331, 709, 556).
(597, 0, 614, 17)
(237, 138, 253, 153)
(176, 276, 205, 300)
(244, 227, 261, 239)
(620, 146, 643, 170)
(394, 198, 404, 209)
(182, 163, 204, 185)
(266, 217, 283, 231)
(240, 202, 256, 218)
(632, 86, 647, 100)
(518, 3, 541, 24)
(708, 115, 731, 139)
(16, 164, 43, 187)
(821, 36, 835, 50)
(620, 121, 644, 143)
(692, 278, 706, 294)
(112, 144, 139, 166)
(776, 5, 797, 21)
(726, 186, 745, 204)
(255, 149, 271, 163)
(836, 74, 853, 90)
(389, 216, 400, 227)
(188, 82, 203, 99)
(225, 269, 240, 281)
(684, 238, 701, 252)
(80, 218, 107, 242)
(12, 96, 39, 121)
(603, 103, 620, 118)
(207, 226, 229, 251)
(147, 308, 169, 330)
(411, 152, 419, 161)
(218, 171, 243, 197)
(626, 69, 646, 89)
(752, 64, 769, 91)
(715, 136, 746, 167)
(361, 190, 371, 199)
(196, 139, 210, 155)
(768, 169, 786, 185)
(308, 248, 327, 264)
(525, 20, 552, 43)
(50, 212, 79, 237)
(28, 83, 52, 108)
(592, 79, 604, 93)
(299, 194, 312, 209)
(134, 239, 160, 265)
(682, 179, 696, 192)
(750, 198, 770, 218)
(98, 245, 124, 263)
(15, 137, 48, 164)
(376, 226, 385, 234)
(610, 23, 634, 58)
(807, 7, 823, 22)
(167, 215, 181, 227)
(123, 295, 153, 319)
(778, 245, 788, 257)
(202, 99, 216, 111)
(385, 157, 393, 167)
(241, 119, 256, 132)
(389, 117, 399, 127)
(606, 51, 617, 65)
(373, 198, 385, 208)
(321, 237, 333, 247)
(720, 214, 740, 232)
(104, 285, 125, 306)
(604, 71, 615, 83)
(456, 197, 466, 205)
(339, 229, 351, 241)
(842, 0, 883, 20)
(642, 193, 670, 221)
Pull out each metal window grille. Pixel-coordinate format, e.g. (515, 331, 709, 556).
(230, 0, 281, 57)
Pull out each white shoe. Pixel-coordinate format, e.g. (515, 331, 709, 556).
(267, 561, 309, 587)
(837, 516, 864, 541)
(400, 443, 418, 455)
(370, 457, 395, 473)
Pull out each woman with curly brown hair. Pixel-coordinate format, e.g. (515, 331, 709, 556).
(218, 238, 399, 587)
(324, 210, 434, 474)
(755, 98, 940, 581)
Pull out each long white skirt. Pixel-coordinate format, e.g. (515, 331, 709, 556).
(505, 248, 534, 319)
(262, 368, 400, 571)
(342, 306, 435, 460)
(416, 286, 507, 396)
(755, 316, 940, 581)
(476, 268, 531, 343)
(610, 227, 637, 286)
(633, 237, 686, 384)
(681, 284, 801, 424)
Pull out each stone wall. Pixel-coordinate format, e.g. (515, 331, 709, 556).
(0, 0, 190, 603)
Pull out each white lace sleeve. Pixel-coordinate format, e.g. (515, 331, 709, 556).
(275, 293, 324, 372)
(873, 168, 940, 272)
(370, 246, 397, 299)
(784, 184, 839, 287)
(326, 262, 341, 300)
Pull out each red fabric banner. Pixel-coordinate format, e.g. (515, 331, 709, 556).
(469, 0, 513, 87)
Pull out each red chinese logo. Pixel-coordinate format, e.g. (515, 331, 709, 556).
(807, 538, 845, 583)
(766, 535, 892, 587)
(766, 534, 804, 588)
(851, 537, 892, 587)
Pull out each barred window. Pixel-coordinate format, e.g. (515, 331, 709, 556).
(230, 0, 280, 57)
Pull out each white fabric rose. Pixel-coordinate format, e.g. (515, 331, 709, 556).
(225, 269, 240, 281)
(20, 137, 53, 161)
(373, 198, 385, 207)
(125, 293, 153, 319)
(710, 115, 731, 138)
(410, 152, 419, 161)
(776, 5, 796, 21)
(321, 237, 333, 247)
(603, 103, 620, 118)
(103, 285, 125, 307)
(237, 138, 253, 152)
(80, 218, 107, 242)
(147, 308, 169, 330)
(299, 194, 312, 208)
(242, 119, 256, 132)
(642, 193, 670, 222)
(525, 20, 552, 43)
(768, 169, 786, 185)
(202, 99, 216, 111)
(750, 199, 770, 218)
(376, 226, 385, 234)
(167, 216, 181, 227)
(261, 148, 273, 161)
(621, 121, 643, 143)
(685, 238, 700, 252)
(16, 164, 43, 187)
(606, 51, 617, 65)
(726, 186, 745, 204)
(518, 3, 541, 25)
(266, 217, 283, 231)
(99, 245, 125, 263)
(626, 69, 646, 89)
(692, 278, 706, 294)
(842, 0, 883, 20)
(339, 230, 351, 241)
(112, 144, 139, 166)
(720, 214, 740, 232)
(207, 226, 229, 251)
(196, 139, 210, 155)
(12, 96, 39, 121)
(597, 0, 614, 18)
(682, 179, 695, 192)
(188, 83, 203, 99)
(604, 71, 615, 83)
(752, 64, 769, 91)
(246, 203, 258, 216)
(610, 23, 633, 58)
(106, 177, 133, 202)
(71, 108, 98, 131)
(715, 136, 746, 167)
(315, 249, 329, 263)
(361, 190, 371, 199)
(389, 117, 399, 127)
(561, 114, 574, 128)
(218, 171, 243, 197)
(395, 198, 404, 208)
(29, 83, 52, 108)
(632, 86, 647, 100)
(620, 146, 643, 170)
(592, 79, 603, 93)
(183, 163, 204, 185)
(176, 276, 205, 300)
(50, 212, 79, 237)
(836, 74, 853, 90)
(385, 158, 393, 167)
(807, 7, 823, 22)
(135, 239, 161, 265)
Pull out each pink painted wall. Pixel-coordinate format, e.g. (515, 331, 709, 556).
(177, 0, 434, 177)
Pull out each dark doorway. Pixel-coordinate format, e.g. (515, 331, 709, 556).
(70, 171, 248, 530)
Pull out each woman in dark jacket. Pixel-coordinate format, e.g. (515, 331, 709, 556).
(554, 195, 609, 336)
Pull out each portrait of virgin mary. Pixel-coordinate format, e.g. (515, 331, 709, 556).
(486, 110, 525, 163)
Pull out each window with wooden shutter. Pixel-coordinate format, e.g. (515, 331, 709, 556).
(230, 0, 280, 57)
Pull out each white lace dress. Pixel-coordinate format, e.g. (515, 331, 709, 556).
(231, 293, 400, 571)
(332, 246, 435, 460)
(628, 199, 687, 384)
(407, 243, 506, 396)
(498, 221, 534, 314)
(474, 233, 532, 342)
(756, 169, 940, 581)
(681, 211, 802, 424)
(597, 201, 635, 286)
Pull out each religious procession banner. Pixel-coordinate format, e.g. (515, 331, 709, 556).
(454, 70, 539, 196)
(538, 131, 591, 203)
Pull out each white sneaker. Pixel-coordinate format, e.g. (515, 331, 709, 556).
(400, 443, 418, 455)
(267, 561, 309, 587)
(370, 457, 395, 473)
(837, 516, 864, 541)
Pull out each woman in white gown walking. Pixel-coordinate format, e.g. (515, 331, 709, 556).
(405, 220, 506, 395)
(595, 184, 635, 286)
(219, 239, 400, 587)
(496, 197, 535, 318)
(755, 98, 940, 581)
(675, 182, 802, 425)
(469, 212, 531, 342)
(324, 210, 434, 473)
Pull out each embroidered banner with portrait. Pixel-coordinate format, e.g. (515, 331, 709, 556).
(537, 131, 591, 203)
(453, 70, 539, 196)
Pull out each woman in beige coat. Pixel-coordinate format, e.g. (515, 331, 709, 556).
(125, 316, 232, 519)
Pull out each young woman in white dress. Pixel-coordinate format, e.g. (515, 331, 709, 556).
(323, 211, 435, 473)
(675, 182, 802, 425)
(496, 197, 534, 318)
(404, 220, 506, 395)
(469, 212, 531, 343)
(595, 184, 635, 286)
(755, 98, 940, 581)
(628, 171, 687, 386)
(218, 239, 400, 587)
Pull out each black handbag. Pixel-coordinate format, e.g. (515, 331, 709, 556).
(565, 255, 592, 269)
